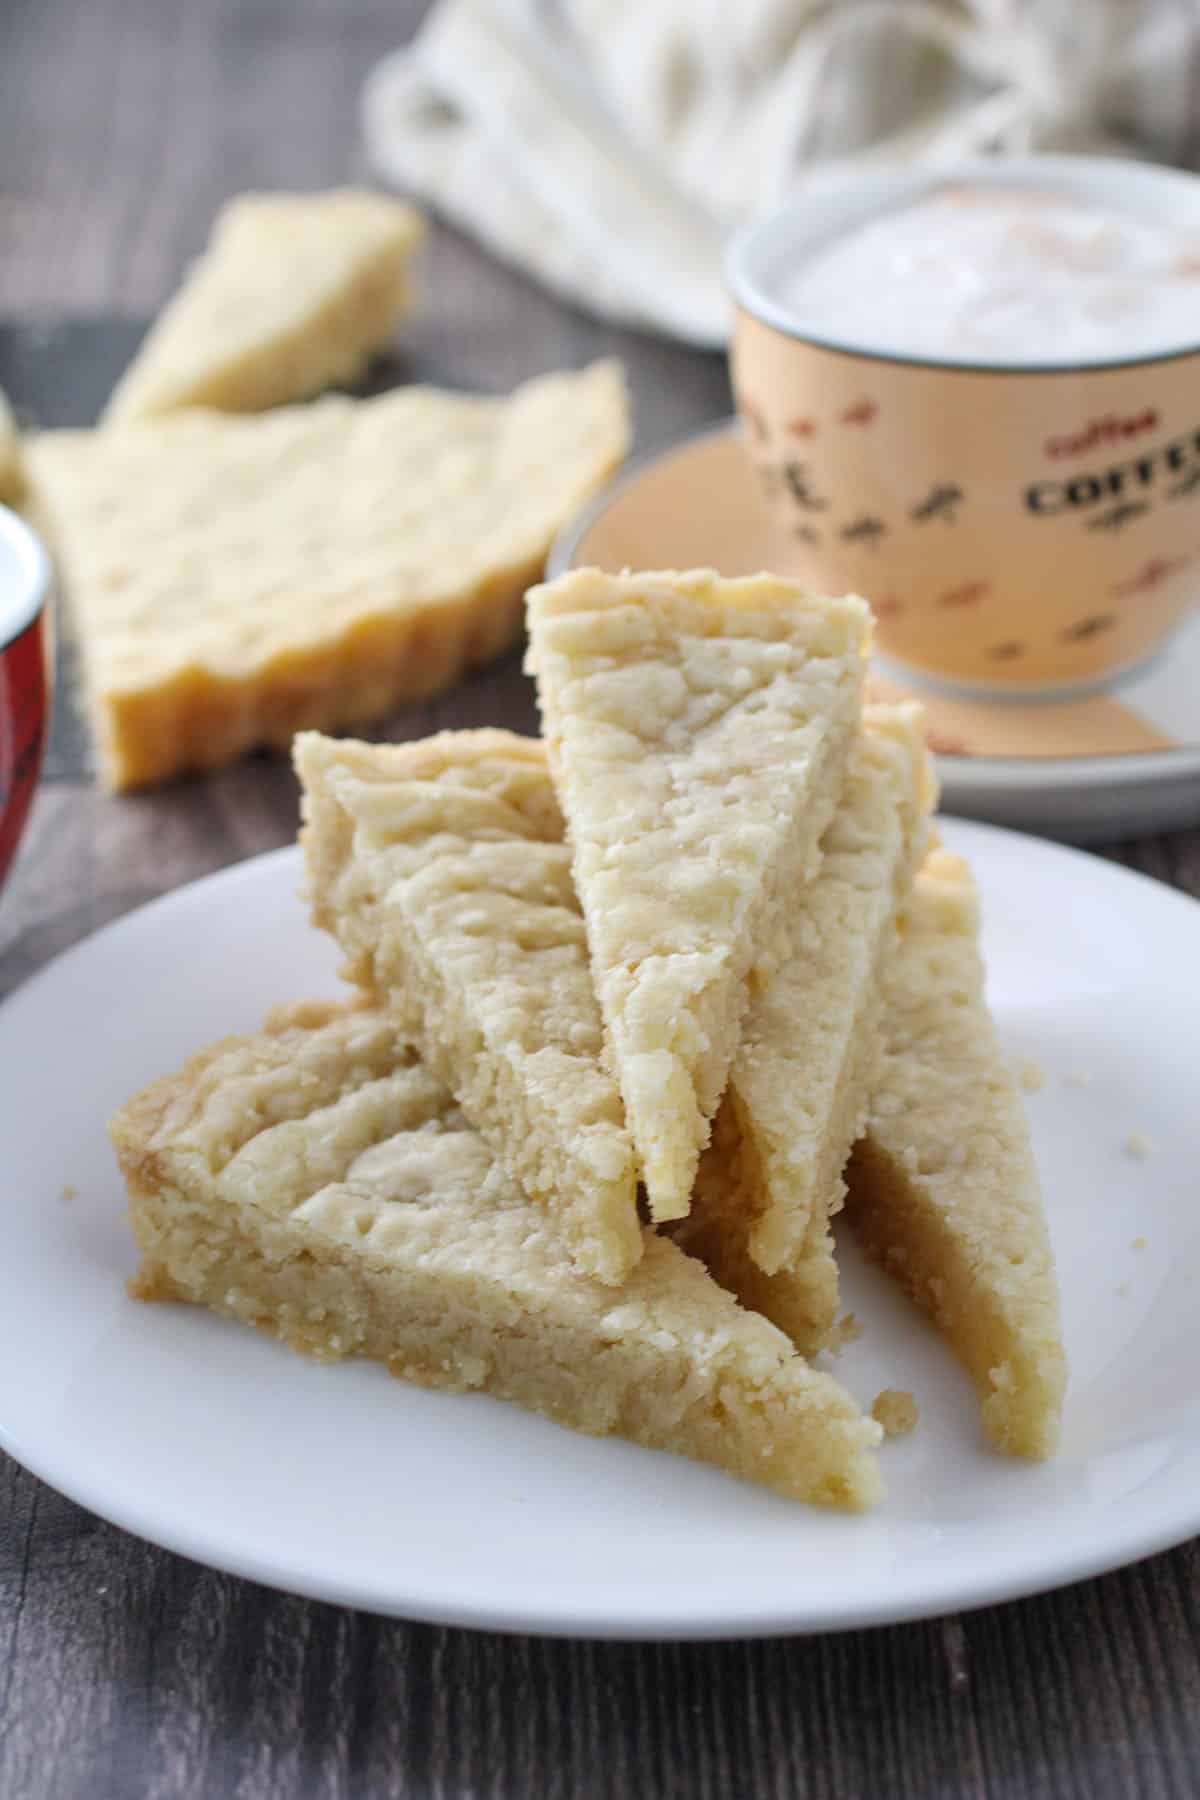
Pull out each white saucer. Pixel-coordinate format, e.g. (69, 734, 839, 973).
(1, 833, 1198, 1637)
(549, 424, 1200, 843)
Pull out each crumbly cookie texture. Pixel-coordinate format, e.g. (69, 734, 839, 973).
(0, 389, 21, 506)
(525, 569, 869, 1223)
(28, 362, 628, 790)
(110, 1000, 884, 1510)
(845, 848, 1067, 1460)
(102, 189, 425, 426)
(295, 729, 641, 1285)
(677, 706, 934, 1352)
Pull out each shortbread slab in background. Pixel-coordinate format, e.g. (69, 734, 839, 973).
(102, 189, 425, 426)
(526, 568, 869, 1223)
(845, 848, 1067, 1459)
(110, 999, 883, 1511)
(296, 728, 641, 1285)
(29, 361, 627, 789)
(679, 705, 934, 1353)
(0, 390, 19, 506)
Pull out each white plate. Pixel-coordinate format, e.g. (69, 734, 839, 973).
(549, 424, 1200, 843)
(1, 830, 1198, 1638)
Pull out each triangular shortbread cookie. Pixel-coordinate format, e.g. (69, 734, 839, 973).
(28, 362, 627, 789)
(111, 1000, 883, 1509)
(103, 189, 425, 425)
(295, 728, 641, 1285)
(845, 848, 1067, 1458)
(677, 706, 934, 1350)
(525, 569, 869, 1222)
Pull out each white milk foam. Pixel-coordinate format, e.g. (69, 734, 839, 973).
(779, 185, 1200, 365)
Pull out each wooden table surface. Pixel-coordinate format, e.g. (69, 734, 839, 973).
(4, 3, 1200, 1796)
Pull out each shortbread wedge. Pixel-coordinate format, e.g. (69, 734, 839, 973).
(296, 728, 641, 1285)
(111, 1000, 884, 1510)
(844, 848, 1066, 1459)
(103, 189, 425, 426)
(525, 569, 870, 1222)
(29, 362, 627, 789)
(676, 707, 934, 1351)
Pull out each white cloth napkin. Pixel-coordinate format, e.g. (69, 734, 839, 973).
(363, 0, 1200, 348)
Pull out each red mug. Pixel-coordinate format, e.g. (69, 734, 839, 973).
(0, 506, 51, 891)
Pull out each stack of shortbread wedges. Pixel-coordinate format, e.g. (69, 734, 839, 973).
(111, 569, 1066, 1510)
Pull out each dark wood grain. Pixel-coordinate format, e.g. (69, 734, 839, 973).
(3, 1, 1200, 1796)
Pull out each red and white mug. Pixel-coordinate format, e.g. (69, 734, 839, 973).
(0, 505, 50, 891)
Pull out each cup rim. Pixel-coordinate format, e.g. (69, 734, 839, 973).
(727, 153, 1200, 376)
(0, 504, 50, 652)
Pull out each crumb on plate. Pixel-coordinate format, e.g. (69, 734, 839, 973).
(824, 1312, 862, 1355)
(872, 1389, 919, 1438)
(1123, 1132, 1153, 1160)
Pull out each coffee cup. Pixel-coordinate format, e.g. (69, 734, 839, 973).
(0, 505, 51, 891)
(727, 156, 1200, 697)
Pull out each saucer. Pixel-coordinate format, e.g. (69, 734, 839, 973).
(549, 424, 1200, 842)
